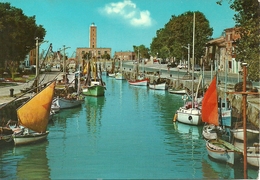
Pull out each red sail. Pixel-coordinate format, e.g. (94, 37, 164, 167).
(201, 76, 218, 126)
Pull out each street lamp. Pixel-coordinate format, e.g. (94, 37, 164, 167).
(35, 37, 48, 92)
(182, 44, 190, 72)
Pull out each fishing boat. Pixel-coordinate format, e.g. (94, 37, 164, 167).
(53, 79, 84, 109)
(128, 77, 149, 86)
(12, 81, 56, 145)
(149, 81, 168, 90)
(202, 124, 218, 140)
(231, 122, 259, 141)
(82, 59, 106, 97)
(52, 94, 83, 109)
(127, 53, 148, 86)
(168, 88, 187, 95)
(206, 138, 243, 165)
(247, 143, 260, 168)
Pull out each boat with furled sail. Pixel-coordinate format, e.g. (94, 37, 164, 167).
(12, 81, 56, 145)
(82, 58, 106, 97)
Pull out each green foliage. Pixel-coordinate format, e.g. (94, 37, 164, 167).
(0, 2, 46, 68)
(229, 0, 260, 81)
(150, 11, 213, 63)
(101, 52, 111, 60)
(133, 45, 150, 59)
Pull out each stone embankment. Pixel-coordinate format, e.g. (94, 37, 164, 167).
(122, 68, 260, 128)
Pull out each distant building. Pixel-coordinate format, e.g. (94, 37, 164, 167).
(114, 51, 136, 61)
(205, 27, 241, 73)
(76, 22, 111, 63)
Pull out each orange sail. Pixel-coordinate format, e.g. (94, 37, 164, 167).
(201, 76, 218, 126)
(17, 81, 56, 133)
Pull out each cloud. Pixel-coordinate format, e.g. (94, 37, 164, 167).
(100, 0, 152, 27)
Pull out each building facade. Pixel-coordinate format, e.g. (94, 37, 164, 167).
(205, 27, 241, 73)
(76, 23, 111, 63)
(114, 51, 136, 61)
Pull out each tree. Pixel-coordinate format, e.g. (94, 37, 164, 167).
(0, 3, 46, 69)
(217, 0, 260, 81)
(230, 0, 260, 81)
(133, 45, 150, 60)
(150, 11, 213, 64)
(101, 52, 111, 60)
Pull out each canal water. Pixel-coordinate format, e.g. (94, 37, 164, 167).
(0, 75, 259, 179)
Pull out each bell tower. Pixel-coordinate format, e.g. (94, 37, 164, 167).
(89, 22, 97, 48)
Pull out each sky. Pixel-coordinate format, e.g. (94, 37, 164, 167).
(2, 0, 236, 57)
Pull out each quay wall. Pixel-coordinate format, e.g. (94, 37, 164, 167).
(0, 97, 29, 125)
(123, 71, 260, 128)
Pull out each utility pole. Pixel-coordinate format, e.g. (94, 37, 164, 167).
(62, 45, 71, 82)
(35, 37, 39, 93)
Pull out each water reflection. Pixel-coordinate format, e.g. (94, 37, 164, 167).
(0, 142, 50, 179)
(84, 96, 105, 135)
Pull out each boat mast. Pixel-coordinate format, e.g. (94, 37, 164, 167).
(191, 12, 195, 108)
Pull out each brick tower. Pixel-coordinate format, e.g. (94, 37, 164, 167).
(89, 22, 97, 48)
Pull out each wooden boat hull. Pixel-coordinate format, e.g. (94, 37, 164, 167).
(149, 82, 168, 90)
(176, 107, 202, 125)
(231, 128, 259, 141)
(128, 79, 148, 86)
(82, 85, 105, 97)
(53, 97, 83, 109)
(13, 131, 49, 146)
(168, 89, 187, 95)
(206, 139, 243, 165)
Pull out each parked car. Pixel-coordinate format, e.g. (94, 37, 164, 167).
(193, 64, 201, 71)
(177, 64, 187, 69)
(167, 62, 177, 68)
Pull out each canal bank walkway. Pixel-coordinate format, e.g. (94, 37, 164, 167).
(0, 69, 63, 106)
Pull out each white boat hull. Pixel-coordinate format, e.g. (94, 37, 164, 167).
(108, 73, 115, 77)
(168, 89, 187, 95)
(53, 97, 83, 109)
(202, 124, 218, 140)
(231, 128, 259, 141)
(176, 107, 202, 125)
(149, 82, 168, 90)
(13, 131, 49, 145)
